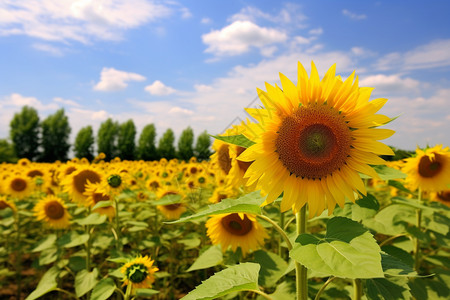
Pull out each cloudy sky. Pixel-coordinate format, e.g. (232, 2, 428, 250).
(1, 0, 449, 150)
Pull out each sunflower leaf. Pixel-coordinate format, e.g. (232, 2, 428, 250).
(91, 278, 116, 300)
(187, 245, 223, 272)
(165, 191, 265, 224)
(92, 201, 114, 210)
(211, 134, 256, 148)
(181, 262, 260, 300)
(290, 217, 384, 279)
(25, 266, 59, 300)
(151, 194, 182, 206)
(365, 276, 412, 300)
(75, 268, 99, 297)
(359, 165, 406, 180)
(74, 212, 107, 225)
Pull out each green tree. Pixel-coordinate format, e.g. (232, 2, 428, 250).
(178, 126, 194, 161)
(195, 130, 212, 161)
(137, 124, 158, 161)
(10, 106, 40, 161)
(158, 128, 176, 159)
(74, 126, 95, 161)
(40, 108, 71, 162)
(97, 118, 118, 161)
(0, 139, 18, 163)
(117, 119, 137, 160)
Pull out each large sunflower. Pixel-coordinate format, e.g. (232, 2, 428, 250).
(62, 167, 102, 205)
(83, 182, 115, 220)
(34, 195, 71, 229)
(237, 62, 394, 216)
(6, 174, 34, 199)
(121, 255, 158, 290)
(206, 213, 268, 255)
(402, 145, 450, 192)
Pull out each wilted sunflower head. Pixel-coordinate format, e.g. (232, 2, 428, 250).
(121, 255, 158, 290)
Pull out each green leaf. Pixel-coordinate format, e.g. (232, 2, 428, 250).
(31, 234, 57, 252)
(381, 253, 417, 277)
(135, 289, 160, 296)
(39, 247, 59, 266)
(360, 165, 406, 180)
(57, 231, 90, 248)
(74, 212, 107, 225)
(151, 194, 182, 206)
(91, 278, 116, 300)
(187, 245, 223, 272)
(253, 250, 288, 287)
(391, 196, 435, 210)
(381, 245, 414, 268)
(290, 217, 384, 279)
(75, 268, 99, 297)
(92, 201, 114, 210)
(68, 256, 86, 272)
(211, 134, 255, 148)
(166, 191, 265, 224)
(260, 280, 296, 300)
(365, 276, 411, 300)
(363, 204, 415, 235)
(388, 180, 413, 194)
(25, 266, 60, 300)
(182, 263, 261, 300)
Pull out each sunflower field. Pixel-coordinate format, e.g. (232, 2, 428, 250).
(1, 62, 450, 300)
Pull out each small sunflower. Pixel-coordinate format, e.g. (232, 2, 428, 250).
(208, 185, 238, 204)
(156, 188, 186, 220)
(83, 182, 115, 219)
(0, 196, 16, 212)
(146, 177, 162, 192)
(431, 190, 450, 207)
(62, 167, 102, 205)
(206, 213, 268, 255)
(6, 174, 34, 199)
(403, 145, 450, 192)
(121, 255, 158, 290)
(104, 168, 129, 195)
(34, 195, 71, 229)
(236, 61, 395, 216)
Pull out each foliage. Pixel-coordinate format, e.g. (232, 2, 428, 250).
(178, 126, 194, 161)
(9, 105, 40, 161)
(158, 128, 176, 159)
(0, 139, 17, 163)
(137, 124, 158, 161)
(73, 125, 95, 161)
(97, 118, 118, 161)
(117, 119, 137, 160)
(40, 108, 71, 162)
(195, 130, 212, 161)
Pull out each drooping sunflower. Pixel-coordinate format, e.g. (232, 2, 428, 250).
(206, 213, 268, 255)
(402, 145, 450, 192)
(121, 255, 158, 290)
(237, 61, 394, 216)
(6, 174, 34, 199)
(156, 188, 186, 220)
(83, 182, 115, 219)
(34, 195, 71, 229)
(61, 167, 102, 205)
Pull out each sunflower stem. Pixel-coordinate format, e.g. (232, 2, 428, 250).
(124, 282, 133, 300)
(414, 188, 423, 273)
(257, 214, 293, 250)
(14, 208, 22, 300)
(86, 224, 91, 271)
(295, 205, 308, 300)
(314, 276, 336, 300)
(279, 211, 285, 257)
(353, 278, 363, 300)
(114, 195, 122, 253)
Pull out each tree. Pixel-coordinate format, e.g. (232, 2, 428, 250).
(158, 128, 176, 159)
(177, 126, 194, 161)
(0, 139, 17, 163)
(10, 106, 40, 161)
(195, 130, 212, 161)
(97, 118, 118, 161)
(74, 126, 95, 161)
(137, 124, 158, 161)
(40, 108, 71, 162)
(117, 119, 136, 160)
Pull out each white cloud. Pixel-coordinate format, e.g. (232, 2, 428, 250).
(202, 20, 287, 57)
(228, 4, 306, 26)
(201, 17, 212, 24)
(53, 97, 81, 107)
(0, 0, 178, 43)
(377, 39, 450, 71)
(145, 80, 176, 96)
(342, 9, 367, 20)
(194, 84, 213, 92)
(309, 27, 323, 35)
(179, 7, 192, 19)
(70, 107, 109, 120)
(32, 43, 63, 56)
(1, 93, 58, 111)
(169, 106, 194, 115)
(94, 67, 146, 92)
(359, 74, 420, 95)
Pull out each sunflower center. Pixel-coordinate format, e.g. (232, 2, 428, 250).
(93, 192, 110, 204)
(44, 201, 64, 220)
(65, 166, 77, 176)
(190, 167, 198, 174)
(0, 200, 9, 210)
(164, 203, 181, 211)
(437, 191, 450, 202)
(149, 181, 160, 189)
(198, 177, 206, 184)
(218, 144, 232, 174)
(107, 174, 122, 188)
(127, 264, 148, 283)
(418, 155, 442, 178)
(236, 146, 253, 173)
(28, 170, 44, 178)
(221, 213, 253, 236)
(11, 178, 27, 192)
(275, 104, 352, 179)
(73, 170, 101, 194)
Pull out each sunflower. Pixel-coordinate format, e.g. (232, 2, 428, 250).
(206, 213, 268, 255)
(156, 188, 186, 220)
(236, 61, 394, 216)
(104, 169, 128, 195)
(402, 145, 450, 192)
(121, 255, 158, 290)
(34, 195, 71, 229)
(208, 185, 238, 204)
(431, 190, 450, 207)
(62, 167, 103, 205)
(0, 196, 16, 212)
(146, 177, 162, 192)
(83, 182, 115, 219)
(6, 174, 34, 199)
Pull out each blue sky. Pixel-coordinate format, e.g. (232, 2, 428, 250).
(1, 0, 450, 150)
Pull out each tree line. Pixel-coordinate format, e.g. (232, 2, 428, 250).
(0, 106, 212, 163)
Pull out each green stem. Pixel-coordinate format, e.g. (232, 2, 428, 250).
(54, 288, 80, 300)
(295, 205, 308, 300)
(379, 234, 408, 248)
(353, 279, 363, 300)
(257, 214, 293, 250)
(15, 210, 22, 300)
(124, 282, 133, 300)
(114, 195, 122, 252)
(248, 289, 273, 300)
(279, 211, 285, 257)
(314, 277, 336, 300)
(414, 188, 423, 273)
(86, 224, 92, 271)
